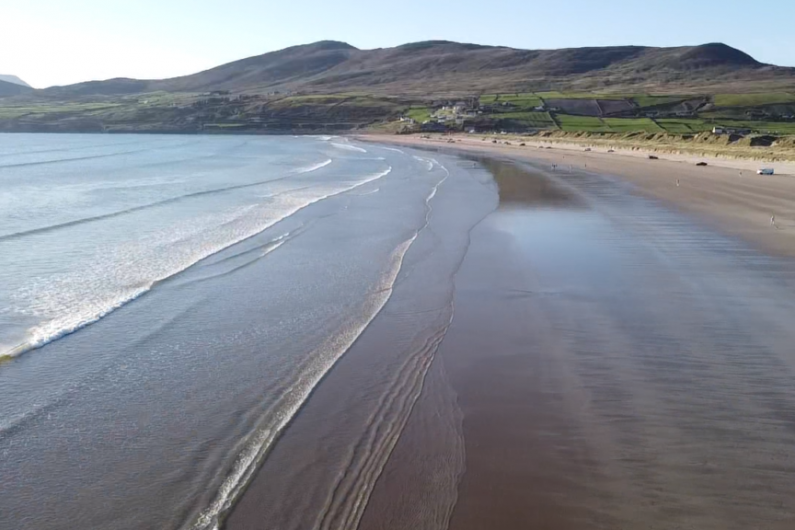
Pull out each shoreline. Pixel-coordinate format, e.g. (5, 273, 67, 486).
(357, 133, 795, 259)
(358, 144, 795, 529)
(224, 138, 795, 530)
(357, 132, 795, 174)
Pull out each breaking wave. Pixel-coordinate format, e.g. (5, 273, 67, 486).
(0, 166, 392, 362)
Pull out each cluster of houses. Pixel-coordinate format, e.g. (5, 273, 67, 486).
(398, 94, 795, 135)
(431, 102, 478, 126)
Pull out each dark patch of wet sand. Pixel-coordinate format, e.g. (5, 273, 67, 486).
(363, 159, 795, 530)
(361, 162, 613, 530)
(360, 135, 795, 259)
(225, 153, 795, 530)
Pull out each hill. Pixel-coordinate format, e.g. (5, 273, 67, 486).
(0, 75, 31, 87)
(3, 41, 795, 136)
(0, 79, 33, 96)
(41, 41, 795, 96)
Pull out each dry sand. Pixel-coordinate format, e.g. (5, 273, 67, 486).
(359, 134, 795, 258)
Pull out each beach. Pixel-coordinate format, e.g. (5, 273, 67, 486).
(3, 134, 795, 530)
(0, 135, 486, 529)
(230, 137, 795, 529)
(359, 134, 795, 258)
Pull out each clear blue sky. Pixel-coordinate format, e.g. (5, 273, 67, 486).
(3, 0, 794, 88)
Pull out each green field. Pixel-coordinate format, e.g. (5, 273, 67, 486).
(655, 118, 795, 135)
(631, 95, 688, 108)
(556, 115, 663, 133)
(716, 120, 795, 134)
(537, 91, 627, 100)
(495, 94, 543, 107)
(556, 114, 607, 131)
(480, 93, 543, 108)
(602, 118, 663, 133)
(0, 102, 123, 119)
(713, 93, 795, 107)
(494, 111, 556, 127)
(405, 106, 432, 123)
(655, 119, 712, 133)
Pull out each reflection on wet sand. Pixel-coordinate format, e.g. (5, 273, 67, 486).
(376, 158, 795, 530)
(479, 158, 584, 208)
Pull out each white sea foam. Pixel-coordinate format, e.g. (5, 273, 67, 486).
(295, 158, 332, 174)
(379, 146, 405, 154)
(331, 142, 367, 153)
(191, 229, 413, 530)
(191, 162, 442, 530)
(1, 166, 393, 361)
(413, 155, 434, 171)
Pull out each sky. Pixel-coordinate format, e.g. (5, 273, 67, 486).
(3, 0, 795, 88)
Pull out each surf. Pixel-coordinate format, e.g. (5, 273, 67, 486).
(0, 158, 334, 242)
(0, 165, 391, 362)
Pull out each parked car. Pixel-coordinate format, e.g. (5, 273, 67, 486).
(696, 162, 708, 166)
(648, 155, 659, 160)
(584, 147, 592, 152)
(607, 149, 615, 153)
(757, 168, 775, 175)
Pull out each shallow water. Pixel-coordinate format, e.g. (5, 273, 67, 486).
(5, 137, 795, 530)
(0, 135, 487, 530)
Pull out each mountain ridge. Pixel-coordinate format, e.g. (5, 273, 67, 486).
(0, 78, 33, 96)
(0, 74, 31, 88)
(37, 40, 795, 97)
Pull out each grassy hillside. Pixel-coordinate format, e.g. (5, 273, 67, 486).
(3, 88, 795, 137)
(1, 40, 794, 136)
(35, 41, 795, 96)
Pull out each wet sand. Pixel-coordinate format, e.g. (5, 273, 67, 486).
(360, 134, 795, 259)
(368, 158, 795, 530)
(227, 145, 795, 529)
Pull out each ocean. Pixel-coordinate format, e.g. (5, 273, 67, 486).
(0, 134, 493, 530)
